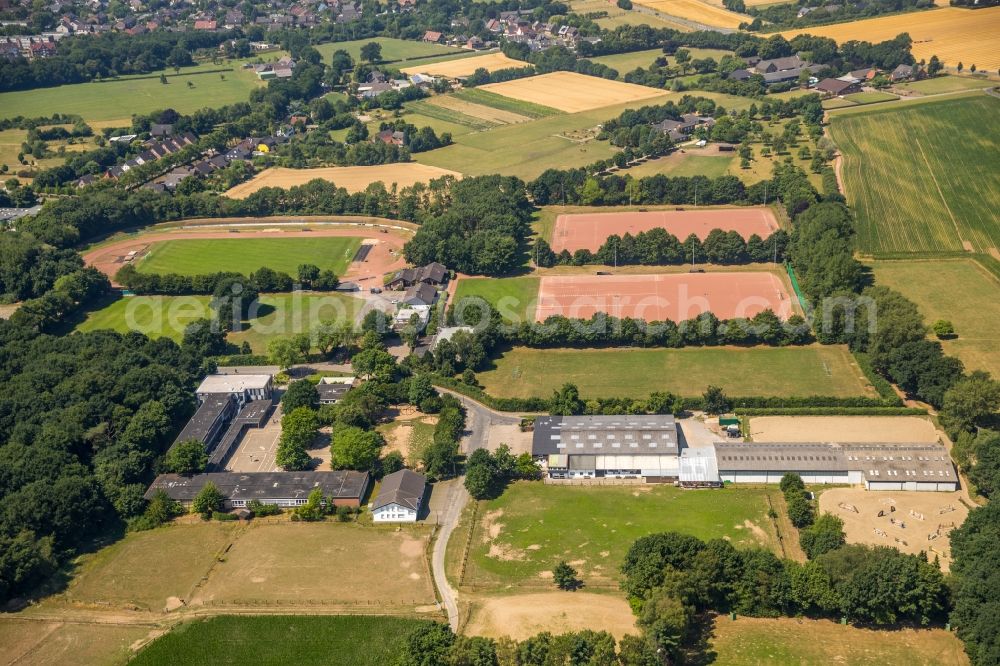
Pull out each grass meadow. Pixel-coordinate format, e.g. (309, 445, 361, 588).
(452, 88, 562, 118)
(315, 36, 460, 63)
(709, 616, 969, 666)
(0, 59, 266, 124)
(464, 482, 779, 589)
(590, 47, 733, 78)
(842, 91, 898, 104)
(830, 94, 1000, 255)
(0, 620, 151, 666)
(132, 616, 432, 666)
(452, 276, 540, 323)
(476, 345, 872, 399)
(135, 237, 362, 276)
(871, 258, 1000, 377)
(77, 292, 363, 351)
(896, 75, 990, 95)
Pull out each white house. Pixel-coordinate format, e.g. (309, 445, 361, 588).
(372, 469, 426, 522)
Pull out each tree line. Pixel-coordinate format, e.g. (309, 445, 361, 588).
(114, 263, 339, 296)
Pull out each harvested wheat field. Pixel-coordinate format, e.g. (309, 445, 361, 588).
(401, 52, 526, 78)
(425, 95, 531, 124)
(778, 6, 1000, 72)
(465, 592, 638, 640)
(749, 416, 940, 444)
(479, 72, 664, 113)
(635, 0, 748, 29)
(224, 164, 461, 198)
(819, 487, 968, 571)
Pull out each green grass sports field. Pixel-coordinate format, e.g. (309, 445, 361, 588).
(77, 293, 362, 352)
(477, 345, 872, 399)
(136, 237, 362, 276)
(453, 276, 540, 323)
(871, 258, 1000, 377)
(0, 60, 266, 124)
(830, 94, 1000, 255)
(466, 483, 779, 588)
(132, 616, 431, 666)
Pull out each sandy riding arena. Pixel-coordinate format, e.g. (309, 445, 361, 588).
(83, 223, 410, 286)
(552, 208, 780, 253)
(401, 52, 525, 78)
(465, 592, 637, 640)
(223, 164, 461, 199)
(819, 487, 968, 571)
(479, 72, 664, 113)
(749, 416, 940, 444)
(535, 272, 793, 322)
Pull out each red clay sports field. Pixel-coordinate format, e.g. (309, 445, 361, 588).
(535, 272, 794, 323)
(551, 208, 780, 253)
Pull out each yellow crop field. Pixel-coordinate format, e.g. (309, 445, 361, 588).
(634, 0, 748, 29)
(478, 71, 665, 113)
(778, 7, 1000, 72)
(401, 52, 526, 78)
(223, 164, 461, 198)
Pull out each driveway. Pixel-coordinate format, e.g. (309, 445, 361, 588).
(436, 388, 522, 453)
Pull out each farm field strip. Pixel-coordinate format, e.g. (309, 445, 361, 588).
(423, 95, 532, 125)
(135, 237, 362, 276)
(478, 71, 665, 113)
(777, 6, 1000, 71)
(222, 164, 462, 198)
(400, 52, 526, 77)
(451, 88, 563, 118)
(830, 95, 1000, 255)
(634, 0, 749, 29)
(476, 345, 872, 399)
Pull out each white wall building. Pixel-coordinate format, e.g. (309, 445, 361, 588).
(372, 469, 426, 522)
(196, 373, 273, 407)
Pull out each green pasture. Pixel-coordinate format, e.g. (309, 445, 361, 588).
(316, 37, 461, 63)
(135, 237, 362, 276)
(0, 60, 266, 123)
(476, 345, 873, 399)
(843, 91, 898, 104)
(132, 616, 431, 666)
(896, 75, 990, 95)
(622, 152, 734, 179)
(403, 101, 495, 132)
(465, 482, 779, 588)
(452, 88, 562, 118)
(589, 47, 733, 79)
(829, 94, 1000, 254)
(453, 276, 540, 324)
(871, 258, 1000, 378)
(77, 292, 362, 352)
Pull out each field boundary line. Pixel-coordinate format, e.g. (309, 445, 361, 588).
(457, 500, 480, 588)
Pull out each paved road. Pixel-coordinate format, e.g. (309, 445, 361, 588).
(431, 479, 470, 631)
(436, 388, 522, 453)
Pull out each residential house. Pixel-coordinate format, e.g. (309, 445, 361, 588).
(401, 283, 438, 307)
(813, 77, 859, 97)
(652, 113, 715, 142)
(422, 30, 442, 43)
(316, 377, 355, 405)
(193, 19, 216, 30)
(374, 129, 405, 146)
(386, 262, 448, 289)
(150, 123, 173, 137)
(890, 64, 914, 82)
(372, 469, 426, 522)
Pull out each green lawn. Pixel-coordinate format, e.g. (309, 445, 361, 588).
(136, 237, 362, 276)
(466, 482, 779, 588)
(896, 75, 989, 95)
(843, 91, 899, 104)
(315, 37, 462, 64)
(453, 276, 540, 324)
(132, 616, 432, 666)
(77, 293, 362, 352)
(452, 88, 562, 118)
(829, 94, 1000, 255)
(822, 97, 858, 110)
(871, 258, 1000, 377)
(477, 345, 872, 399)
(621, 152, 734, 179)
(414, 91, 753, 179)
(590, 47, 733, 79)
(0, 60, 265, 123)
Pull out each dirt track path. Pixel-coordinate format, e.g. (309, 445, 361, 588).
(82, 221, 413, 287)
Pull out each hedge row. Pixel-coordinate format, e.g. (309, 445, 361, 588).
(211, 354, 273, 366)
(853, 351, 903, 405)
(735, 407, 926, 416)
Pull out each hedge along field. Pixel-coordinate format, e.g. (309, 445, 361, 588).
(830, 95, 1000, 255)
(315, 36, 460, 63)
(476, 345, 873, 399)
(589, 47, 734, 79)
(871, 258, 1000, 378)
(76, 293, 363, 351)
(131, 616, 432, 666)
(465, 483, 779, 589)
(134, 237, 363, 276)
(0, 59, 267, 124)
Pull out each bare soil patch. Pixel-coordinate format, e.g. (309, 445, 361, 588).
(749, 416, 940, 443)
(465, 592, 638, 640)
(818, 487, 968, 571)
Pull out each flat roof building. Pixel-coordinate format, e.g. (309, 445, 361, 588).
(145, 471, 371, 508)
(197, 373, 273, 407)
(172, 394, 237, 449)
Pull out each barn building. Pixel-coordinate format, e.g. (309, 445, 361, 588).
(145, 471, 371, 509)
(532, 415, 679, 481)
